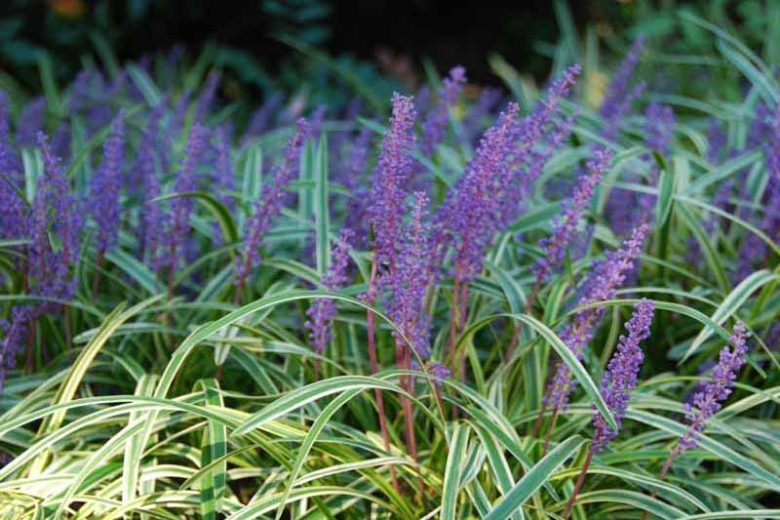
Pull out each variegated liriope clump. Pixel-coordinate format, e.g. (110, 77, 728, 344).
(0, 23, 778, 520)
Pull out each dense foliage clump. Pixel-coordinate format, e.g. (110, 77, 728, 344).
(0, 12, 779, 519)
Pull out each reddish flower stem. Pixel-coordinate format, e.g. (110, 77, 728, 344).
(366, 260, 399, 491)
(562, 445, 593, 520)
(542, 406, 561, 456)
(640, 450, 678, 520)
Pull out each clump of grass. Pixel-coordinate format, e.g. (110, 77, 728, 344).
(0, 12, 779, 519)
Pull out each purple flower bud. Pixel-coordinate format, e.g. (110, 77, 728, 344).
(305, 228, 354, 354)
(592, 299, 654, 451)
(90, 113, 126, 254)
(676, 322, 749, 453)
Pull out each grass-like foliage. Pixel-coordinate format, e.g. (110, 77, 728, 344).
(1, 12, 779, 520)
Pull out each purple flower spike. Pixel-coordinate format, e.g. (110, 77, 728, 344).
(434, 66, 581, 286)
(243, 92, 283, 144)
(138, 99, 167, 266)
(16, 97, 46, 148)
(368, 93, 417, 271)
(36, 132, 82, 266)
(592, 299, 654, 451)
(600, 37, 646, 141)
(0, 94, 26, 239)
(676, 322, 749, 453)
(344, 126, 374, 248)
(194, 72, 221, 124)
(546, 224, 650, 411)
(90, 113, 126, 254)
(706, 119, 727, 164)
(27, 133, 82, 309)
(434, 102, 520, 282)
(644, 102, 676, 156)
(214, 125, 235, 211)
(305, 228, 354, 354)
(235, 119, 309, 287)
(535, 147, 612, 282)
(1, 306, 34, 392)
(164, 123, 208, 270)
(385, 192, 434, 359)
(464, 87, 503, 141)
(310, 105, 327, 140)
(421, 65, 467, 156)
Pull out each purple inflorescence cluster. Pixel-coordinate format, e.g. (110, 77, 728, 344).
(90, 113, 126, 254)
(0, 306, 34, 391)
(0, 94, 26, 241)
(464, 87, 503, 141)
(138, 98, 168, 267)
(243, 93, 284, 145)
(592, 299, 654, 451)
(344, 126, 374, 248)
(235, 118, 309, 288)
(29, 132, 83, 304)
(16, 97, 46, 148)
(676, 322, 749, 453)
(735, 103, 780, 280)
(383, 192, 435, 359)
(535, 147, 612, 283)
(163, 123, 209, 271)
(368, 94, 417, 271)
(194, 72, 220, 124)
(600, 37, 646, 143)
(636, 101, 676, 218)
(706, 119, 728, 165)
(435, 65, 581, 285)
(434, 102, 520, 282)
(546, 224, 650, 411)
(305, 228, 354, 355)
(309, 105, 328, 140)
(608, 100, 676, 236)
(760, 106, 780, 246)
(213, 124, 236, 212)
(421, 65, 467, 157)
(3, 130, 84, 371)
(644, 102, 676, 155)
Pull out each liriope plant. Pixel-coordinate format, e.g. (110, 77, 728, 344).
(0, 12, 779, 520)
